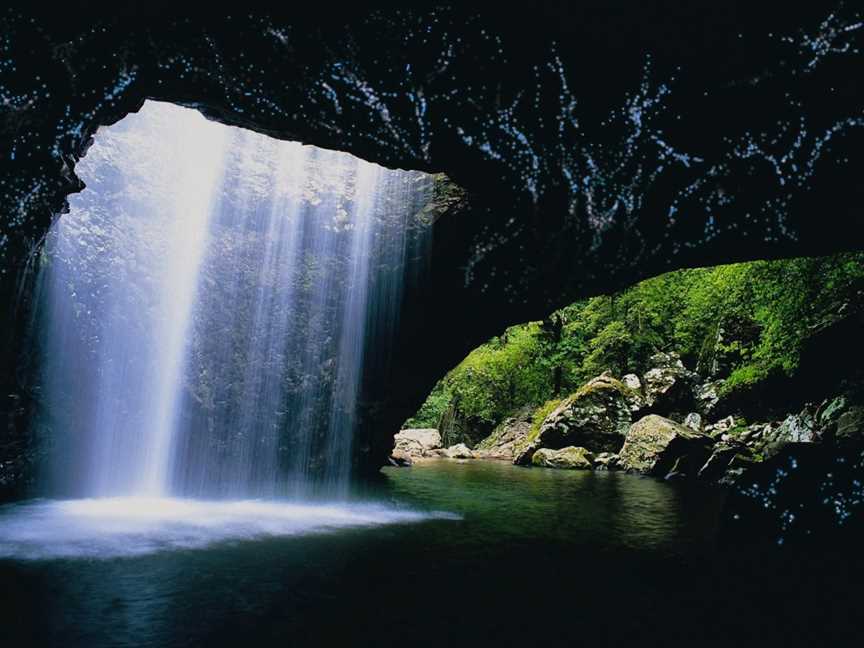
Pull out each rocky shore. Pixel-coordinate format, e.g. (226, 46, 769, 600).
(390, 351, 864, 487)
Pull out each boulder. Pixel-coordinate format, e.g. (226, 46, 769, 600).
(622, 374, 642, 391)
(641, 352, 699, 414)
(445, 443, 475, 459)
(836, 406, 864, 446)
(717, 452, 758, 486)
(694, 380, 723, 418)
(621, 374, 645, 412)
(814, 395, 864, 446)
(619, 414, 714, 477)
(531, 446, 594, 470)
(697, 441, 749, 482)
(594, 452, 620, 471)
(684, 412, 703, 432)
(406, 428, 443, 449)
(774, 407, 819, 443)
(392, 428, 442, 459)
(474, 408, 532, 459)
(513, 374, 632, 465)
(815, 395, 849, 433)
(758, 405, 820, 458)
(706, 415, 736, 439)
(737, 423, 766, 445)
(388, 450, 413, 467)
(513, 444, 535, 466)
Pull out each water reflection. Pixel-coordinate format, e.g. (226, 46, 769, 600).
(1, 462, 728, 647)
(381, 460, 724, 553)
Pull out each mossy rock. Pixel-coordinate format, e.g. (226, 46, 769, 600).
(619, 414, 713, 476)
(534, 374, 633, 453)
(415, 173, 467, 225)
(514, 375, 633, 465)
(531, 446, 594, 470)
(513, 399, 563, 465)
(476, 410, 534, 460)
(525, 399, 564, 445)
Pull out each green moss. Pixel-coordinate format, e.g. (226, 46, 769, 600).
(403, 381, 451, 429)
(404, 250, 864, 434)
(415, 173, 467, 225)
(719, 364, 775, 396)
(574, 375, 637, 401)
(527, 399, 564, 444)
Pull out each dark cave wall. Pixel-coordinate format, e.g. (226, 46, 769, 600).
(2, 2, 864, 483)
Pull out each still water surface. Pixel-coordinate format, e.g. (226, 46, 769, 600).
(0, 461, 856, 647)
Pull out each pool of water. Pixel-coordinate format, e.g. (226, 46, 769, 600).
(0, 461, 859, 647)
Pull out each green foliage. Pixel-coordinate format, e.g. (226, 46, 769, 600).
(403, 382, 451, 428)
(582, 319, 633, 378)
(440, 324, 548, 427)
(407, 252, 864, 433)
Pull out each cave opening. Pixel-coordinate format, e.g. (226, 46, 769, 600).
(1, 4, 863, 646)
(0, 100, 451, 557)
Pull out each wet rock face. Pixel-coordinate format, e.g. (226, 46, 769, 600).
(437, 398, 496, 451)
(4, 3, 864, 483)
(6, 2, 864, 283)
(619, 414, 713, 477)
(0, 393, 36, 501)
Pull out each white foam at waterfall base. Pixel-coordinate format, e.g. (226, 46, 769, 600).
(0, 498, 461, 560)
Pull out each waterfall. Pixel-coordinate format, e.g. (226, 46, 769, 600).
(33, 100, 432, 500)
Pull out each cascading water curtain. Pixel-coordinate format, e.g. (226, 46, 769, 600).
(32, 101, 433, 500)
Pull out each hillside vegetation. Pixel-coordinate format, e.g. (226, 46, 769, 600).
(406, 252, 864, 446)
